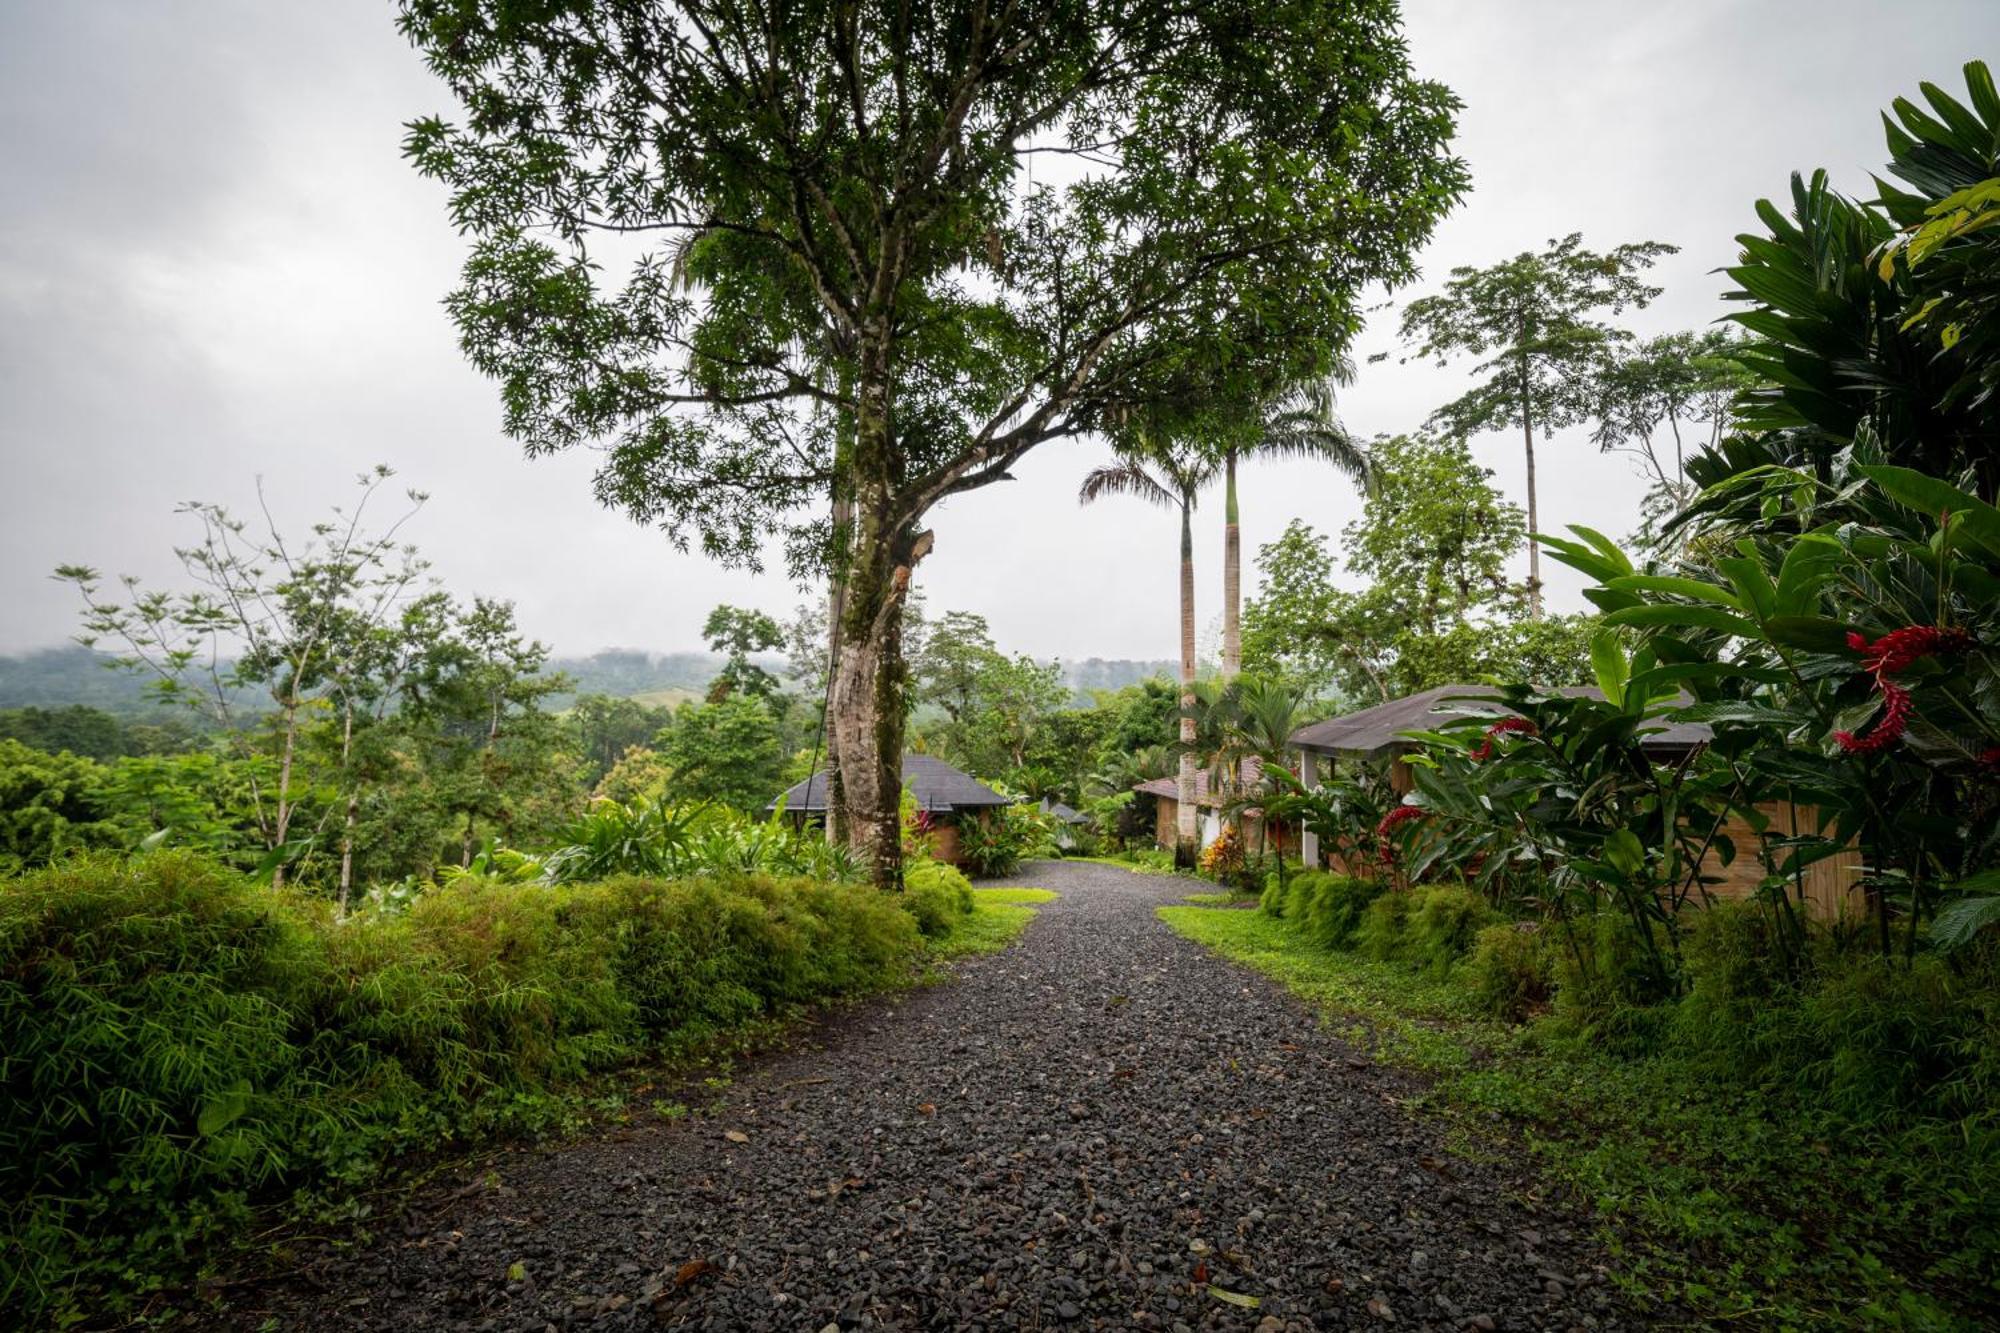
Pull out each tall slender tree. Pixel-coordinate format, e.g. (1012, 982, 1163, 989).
(1392, 234, 1673, 617)
(398, 0, 1466, 888)
(1080, 444, 1219, 863)
(1217, 364, 1368, 682)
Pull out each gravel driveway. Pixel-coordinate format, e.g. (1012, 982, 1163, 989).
(212, 860, 1641, 1332)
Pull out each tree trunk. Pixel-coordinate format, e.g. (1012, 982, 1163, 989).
(338, 702, 357, 917)
(824, 488, 851, 845)
(271, 695, 299, 891)
(1517, 350, 1542, 620)
(826, 331, 926, 890)
(1176, 498, 1198, 865)
(1222, 450, 1241, 680)
(1222, 448, 1251, 829)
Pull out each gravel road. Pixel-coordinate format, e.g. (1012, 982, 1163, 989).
(210, 860, 1642, 1332)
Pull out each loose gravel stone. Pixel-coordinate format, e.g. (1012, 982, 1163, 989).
(205, 861, 1647, 1330)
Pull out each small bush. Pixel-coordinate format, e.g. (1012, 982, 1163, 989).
(903, 859, 975, 938)
(1356, 887, 1415, 961)
(1406, 884, 1504, 976)
(1299, 872, 1385, 950)
(1465, 922, 1549, 1020)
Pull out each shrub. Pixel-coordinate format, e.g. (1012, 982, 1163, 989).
(1406, 884, 1505, 976)
(1465, 922, 1549, 1020)
(0, 852, 922, 1325)
(903, 859, 975, 938)
(1543, 910, 1676, 1052)
(1298, 872, 1385, 950)
(1356, 887, 1415, 961)
(957, 807, 1039, 877)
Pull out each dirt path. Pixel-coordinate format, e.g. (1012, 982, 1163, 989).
(213, 861, 1640, 1331)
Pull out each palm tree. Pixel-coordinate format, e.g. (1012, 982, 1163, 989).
(1218, 364, 1368, 682)
(1212, 367, 1367, 819)
(1210, 675, 1314, 860)
(1080, 442, 1220, 864)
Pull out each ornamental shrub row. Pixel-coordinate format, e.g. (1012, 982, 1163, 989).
(0, 852, 927, 1324)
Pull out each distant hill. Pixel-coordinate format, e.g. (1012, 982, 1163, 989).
(1059, 658, 1177, 699)
(546, 648, 730, 701)
(0, 646, 200, 714)
(0, 645, 1176, 713)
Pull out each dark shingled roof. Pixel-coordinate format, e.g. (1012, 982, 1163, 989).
(1037, 797, 1088, 825)
(1288, 683, 1713, 758)
(769, 753, 1011, 814)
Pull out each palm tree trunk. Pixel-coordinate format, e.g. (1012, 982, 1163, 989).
(1222, 448, 1252, 835)
(1177, 498, 1198, 864)
(1222, 450, 1241, 680)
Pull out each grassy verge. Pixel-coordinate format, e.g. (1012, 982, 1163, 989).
(933, 887, 1057, 958)
(1159, 904, 1993, 1330)
(1066, 852, 1183, 876)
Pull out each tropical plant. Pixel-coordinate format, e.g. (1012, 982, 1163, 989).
(1542, 453, 2000, 960)
(1706, 62, 2000, 509)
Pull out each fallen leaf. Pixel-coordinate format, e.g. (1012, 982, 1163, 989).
(1192, 1261, 1209, 1284)
(506, 1261, 527, 1283)
(917, 1103, 936, 1116)
(1206, 1286, 1261, 1309)
(1324, 1277, 1345, 1295)
(674, 1258, 718, 1288)
(723, 1129, 750, 1144)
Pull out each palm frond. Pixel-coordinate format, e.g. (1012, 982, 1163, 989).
(1079, 462, 1178, 509)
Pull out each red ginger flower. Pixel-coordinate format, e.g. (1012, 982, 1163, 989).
(1470, 716, 1537, 761)
(1834, 625, 1975, 754)
(1375, 804, 1428, 863)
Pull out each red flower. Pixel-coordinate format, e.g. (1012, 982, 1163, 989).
(1375, 804, 1428, 863)
(1469, 716, 1537, 761)
(1979, 745, 2000, 772)
(1834, 625, 1975, 755)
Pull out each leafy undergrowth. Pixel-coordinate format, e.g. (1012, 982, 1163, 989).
(1160, 905, 1996, 1331)
(0, 856, 1052, 1328)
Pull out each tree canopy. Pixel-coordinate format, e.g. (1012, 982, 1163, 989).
(399, 0, 1468, 885)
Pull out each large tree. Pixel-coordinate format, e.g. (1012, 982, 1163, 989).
(399, 0, 1465, 887)
(1393, 233, 1673, 617)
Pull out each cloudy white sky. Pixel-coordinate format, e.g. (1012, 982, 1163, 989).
(2, 2, 1995, 661)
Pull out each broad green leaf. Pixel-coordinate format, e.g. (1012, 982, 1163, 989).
(1603, 829, 1645, 876)
(1859, 464, 2000, 555)
(1603, 574, 1744, 610)
(1589, 630, 1628, 708)
(1604, 604, 1761, 639)
(1764, 616, 1859, 654)
(1773, 535, 1845, 617)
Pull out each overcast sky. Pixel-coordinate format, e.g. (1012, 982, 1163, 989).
(2, 2, 1995, 661)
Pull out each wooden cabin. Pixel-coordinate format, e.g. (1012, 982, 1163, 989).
(1287, 684, 1863, 921)
(768, 753, 1010, 868)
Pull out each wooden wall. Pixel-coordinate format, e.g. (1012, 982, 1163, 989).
(1692, 800, 1864, 923)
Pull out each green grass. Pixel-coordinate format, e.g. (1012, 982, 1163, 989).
(930, 887, 1057, 958)
(1159, 904, 1994, 1330)
(1068, 851, 1182, 876)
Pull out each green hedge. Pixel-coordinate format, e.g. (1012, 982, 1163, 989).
(0, 853, 924, 1323)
